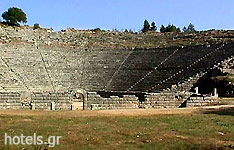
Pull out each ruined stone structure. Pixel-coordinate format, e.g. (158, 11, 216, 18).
(0, 26, 233, 110)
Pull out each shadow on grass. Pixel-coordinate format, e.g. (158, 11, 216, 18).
(203, 106, 234, 116)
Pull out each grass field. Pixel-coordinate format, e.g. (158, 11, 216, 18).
(0, 106, 233, 150)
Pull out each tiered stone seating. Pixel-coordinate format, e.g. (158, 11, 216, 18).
(0, 44, 52, 92)
(120, 43, 234, 92)
(105, 49, 173, 91)
(82, 49, 130, 91)
(0, 42, 234, 95)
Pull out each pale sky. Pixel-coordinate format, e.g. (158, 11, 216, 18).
(0, 0, 233, 31)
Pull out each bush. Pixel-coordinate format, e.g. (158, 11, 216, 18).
(33, 23, 40, 30)
(160, 24, 181, 33)
(91, 28, 102, 32)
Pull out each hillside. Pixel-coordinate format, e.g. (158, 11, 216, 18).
(1, 25, 234, 49)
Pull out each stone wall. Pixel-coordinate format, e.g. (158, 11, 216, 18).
(0, 92, 22, 109)
(0, 91, 73, 110)
(31, 92, 72, 110)
(0, 91, 141, 110)
(0, 90, 220, 110)
(143, 92, 183, 109)
(143, 88, 194, 109)
(185, 95, 218, 107)
(143, 91, 218, 109)
(85, 92, 139, 110)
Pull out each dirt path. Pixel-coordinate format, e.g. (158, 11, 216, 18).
(0, 105, 233, 118)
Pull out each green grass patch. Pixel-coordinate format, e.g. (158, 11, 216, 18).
(0, 111, 233, 149)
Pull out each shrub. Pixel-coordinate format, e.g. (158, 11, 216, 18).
(91, 28, 102, 32)
(33, 23, 40, 30)
(160, 24, 181, 33)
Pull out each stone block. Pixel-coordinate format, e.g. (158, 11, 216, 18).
(51, 102, 56, 110)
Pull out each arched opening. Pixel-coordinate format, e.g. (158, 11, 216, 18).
(72, 89, 87, 110)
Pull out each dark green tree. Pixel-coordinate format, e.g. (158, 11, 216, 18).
(33, 23, 40, 30)
(187, 23, 196, 32)
(183, 23, 196, 33)
(142, 19, 150, 33)
(176, 27, 181, 32)
(160, 24, 180, 33)
(150, 21, 157, 31)
(2, 7, 27, 26)
(160, 25, 166, 32)
(182, 26, 187, 32)
(124, 29, 129, 32)
(166, 24, 178, 32)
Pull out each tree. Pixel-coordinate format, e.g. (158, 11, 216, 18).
(160, 25, 166, 32)
(160, 24, 181, 33)
(187, 23, 196, 32)
(129, 29, 134, 33)
(2, 7, 27, 26)
(183, 23, 196, 33)
(142, 19, 150, 33)
(33, 23, 40, 30)
(176, 27, 181, 32)
(150, 21, 157, 31)
(182, 26, 187, 32)
(124, 29, 129, 32)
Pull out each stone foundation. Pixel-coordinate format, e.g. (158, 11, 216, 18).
(85, 92, 139, 110)
(0, 91, 219, 110)
(0, 92, 22, 109)
(31, 92, 72, 110)
(0, 92, 73, 110)
(185, 95, 218, 107)
(142, 92, 189, 109)
(142, 91, 218, 109)
(0, 91, 140, 110)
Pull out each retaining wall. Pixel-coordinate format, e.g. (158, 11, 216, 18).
(0, 92, 22, 109)
(143, 92, 218, 109)
(0, 92, 73, 110)
(31, 92, 72, 110)
(185, 95, 218, 107)
(0, 91, 141, 110)
(143, 92, 188, 109)
(85, 92, 139, 110)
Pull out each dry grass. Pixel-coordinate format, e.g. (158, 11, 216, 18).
(0, 106, 233, 150)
